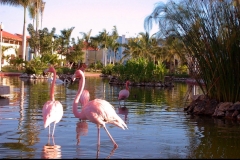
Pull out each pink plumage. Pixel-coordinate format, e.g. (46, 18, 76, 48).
(80, 89, 90, 106)
(42, 66, 63, 137)
(72, 69, 128, 148)
(118, 81, 130, 106)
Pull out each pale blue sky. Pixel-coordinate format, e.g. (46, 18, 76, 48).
(0, 0, 167, 39)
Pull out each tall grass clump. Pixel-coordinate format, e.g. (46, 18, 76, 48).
(145, 0, 240, 102)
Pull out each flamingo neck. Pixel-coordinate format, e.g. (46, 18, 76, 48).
(73, 70, 85, 118)
(50, 69, 56, 101)
(125, 82, 129, 90)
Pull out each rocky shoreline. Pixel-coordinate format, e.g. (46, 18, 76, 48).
(184, 94, 240, 121)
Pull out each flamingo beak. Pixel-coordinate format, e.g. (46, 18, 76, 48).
(72, 74, 76, 81)
(43, 68, 49, 75)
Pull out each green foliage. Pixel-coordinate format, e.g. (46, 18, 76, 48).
(67, 37, 85, 64)
(40, 53, 60, 66)
(88, 61, 103, 71)
(153, 62, 168, 82)
(24, 56, 47, 75)
(101, 64, 114, 75)
(103, 57, 168, 83)
(23, 54, 61, 75)
(27, 24, 57, 55)
(2, 66, 22, 73)
(56, 67, 75, 75)
(175, 65, 188, 75)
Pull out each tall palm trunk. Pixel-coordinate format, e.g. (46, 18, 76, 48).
(22, 6, 27, 61)
(35, 0, 39, 57)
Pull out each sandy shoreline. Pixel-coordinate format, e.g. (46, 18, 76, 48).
(84, 72, 101, 77)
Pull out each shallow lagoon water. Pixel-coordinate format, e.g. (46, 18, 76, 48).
(0, 76, 240, 159)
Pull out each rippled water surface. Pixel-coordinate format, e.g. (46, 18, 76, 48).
(0, 76, 240, 159)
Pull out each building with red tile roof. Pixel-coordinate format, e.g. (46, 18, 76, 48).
(1, 30, 30, 67)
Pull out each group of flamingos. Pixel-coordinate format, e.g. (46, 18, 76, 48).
(42, 65, 130, 150)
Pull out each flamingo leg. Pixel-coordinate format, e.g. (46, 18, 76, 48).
(52, 123, 56, 137)
(47, 134, 50, 145)
(97, 127, 100, 149)
(48, 125, 51, 137)
(52, 136, 55, 146)
(97, 127, 100, 159)
(106, 147, 118, 159)
(103, 126, 118, 148)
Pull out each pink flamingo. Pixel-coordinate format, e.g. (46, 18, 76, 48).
(42, 66, 63, 137)
(118, 80, 130, 106)
(72, 69, 128, 149)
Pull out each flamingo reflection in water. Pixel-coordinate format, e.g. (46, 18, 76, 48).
(118, 106, 129, 123)
(76, 121, 88, 145)
(41, 136, 62, 159)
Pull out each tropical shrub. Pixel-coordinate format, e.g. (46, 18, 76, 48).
(105, 57, 168, 83)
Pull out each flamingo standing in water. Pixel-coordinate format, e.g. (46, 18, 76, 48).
(72, 69, 128, 149)
(42, 66, 63, 137)
(118, 80, 130, 106)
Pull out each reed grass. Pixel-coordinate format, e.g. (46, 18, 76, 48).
(146, 0, 240, 102)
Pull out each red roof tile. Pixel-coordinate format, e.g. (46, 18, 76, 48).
(2, 31, 29, 41)
(83, 41, 99, 51)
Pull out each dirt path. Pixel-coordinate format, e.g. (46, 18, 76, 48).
(84, 72, 101, 77)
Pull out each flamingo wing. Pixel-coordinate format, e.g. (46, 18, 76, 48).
(42, 100, 63, 128)
(84, 99, 128, 130)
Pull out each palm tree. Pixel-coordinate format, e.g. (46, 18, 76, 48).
(108, 26, 119, 64)
(67, 37, 85, 69)
(79, 29, 92, 65)
(121, 37, 141, 63)
(137, 32, 158, 61)
(97, 28, 110, 66)
(40, 1, 45, 29)
(89, 35, 102, 70)
(59, 27, 75, 66)
(111, 41, 120, 65)
(0, 0, 34, 61)
(33, 0, 43, 57)
(28, 3, 36, 28)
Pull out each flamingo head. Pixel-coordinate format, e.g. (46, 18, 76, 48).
(44, 65, 55, 74)
(72, 69, 83, 81)
(79, 63, 87, 72)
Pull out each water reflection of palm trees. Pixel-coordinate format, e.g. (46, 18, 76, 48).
(41, 136, 62, 159)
